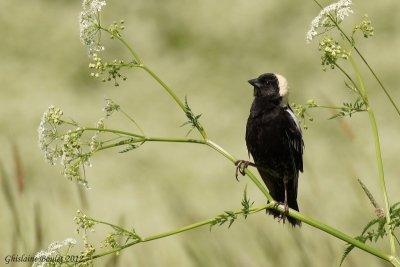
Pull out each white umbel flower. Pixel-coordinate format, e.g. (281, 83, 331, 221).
(306, 0, 353, 43)
(79, 0, 107, 54)
(32, 238, 77, 267)
(38, 106, 64, 165)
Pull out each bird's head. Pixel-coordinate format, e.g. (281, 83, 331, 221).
(248, 73, 288, 101)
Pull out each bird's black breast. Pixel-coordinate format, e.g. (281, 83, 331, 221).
(245, 103, 303, 178)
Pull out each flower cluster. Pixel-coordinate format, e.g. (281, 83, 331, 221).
(79, 0, 106, 54)
(33, 238, 77, 267)
(101, 227, 141, 250)
(80, 238, 96, 261)
(38, 100, 145, 186)
(89, 54, 130, 86)
(292, 101, 315, 130)
(38, 106, 94, 186)
(38, 106, 64, 165)
(306, 0, 353, 42)
(108, 20, 125, 39)
(353, 15, 374, 38)
(103, 98, 120, 116)
(75, 210, 96, 233)
(319, 37, 350, 70)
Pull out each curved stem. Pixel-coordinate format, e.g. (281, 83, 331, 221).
(119, 108, 145, 136)
(334, 63, 360, 94)
(70, 127, 144, 139)
(138, 65, 186, 112)
(314, 105, 343, 110)
(349, 55, 396, 256)
(89, 218, 137, 237)
(353, 46, 400, 117)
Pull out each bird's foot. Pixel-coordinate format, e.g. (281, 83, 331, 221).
(234, 160, 255, 181)
(275, 202, 289, 224)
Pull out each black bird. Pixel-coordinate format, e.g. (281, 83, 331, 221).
(236, 73, 304, 226)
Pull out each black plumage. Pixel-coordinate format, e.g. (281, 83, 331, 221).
(244, 73, 304, 226)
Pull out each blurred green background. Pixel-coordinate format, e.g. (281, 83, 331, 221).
(1, 0, 400, 266)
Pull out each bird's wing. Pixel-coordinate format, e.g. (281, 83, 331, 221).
(284, 106, 304, 173)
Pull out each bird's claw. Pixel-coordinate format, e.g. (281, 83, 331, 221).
(275, 202, 289, 224)
(235, 160, 251, 181)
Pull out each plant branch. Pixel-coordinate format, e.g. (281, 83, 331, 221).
(84, 131, 398, 264)
(119, 108, 145, 136)
(311, 0, 400, 117)
(78, 204, 271, 263)
(89, 218, 138, 237)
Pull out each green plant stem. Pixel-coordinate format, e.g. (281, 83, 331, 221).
(334, 63, 360, 93)
(349, 55, 396, 256)
(311, 0, 400, 117)
(89, 218, 137, 237)
(78, 205, 270, 263)
(105, 28, 142, 65)
(314, 105, 343, 110)
(68, 126, 144, 139)
(119, 108, 145, 136)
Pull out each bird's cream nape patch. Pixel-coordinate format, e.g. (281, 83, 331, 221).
(275, 74, 288, 97)
(275, 73, 289, 106)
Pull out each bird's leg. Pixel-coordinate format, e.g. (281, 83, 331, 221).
(234, 160, 257, 181)
(283, 177, 289, 222)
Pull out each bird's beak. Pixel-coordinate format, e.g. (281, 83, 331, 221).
(248, 78, 260, 87)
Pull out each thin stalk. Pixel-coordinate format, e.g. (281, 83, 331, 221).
(89, 218, 137, 237)
(119, 108, 145, 136)
(95, 136, 206, 152)
(314, 105, 343, 110)
(353, 47, 400, 117)
(334, 63, 360, 93)
(69, 126, 144, 139)
(349, 56, 396, 255)
(137, 65, 187, 112)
